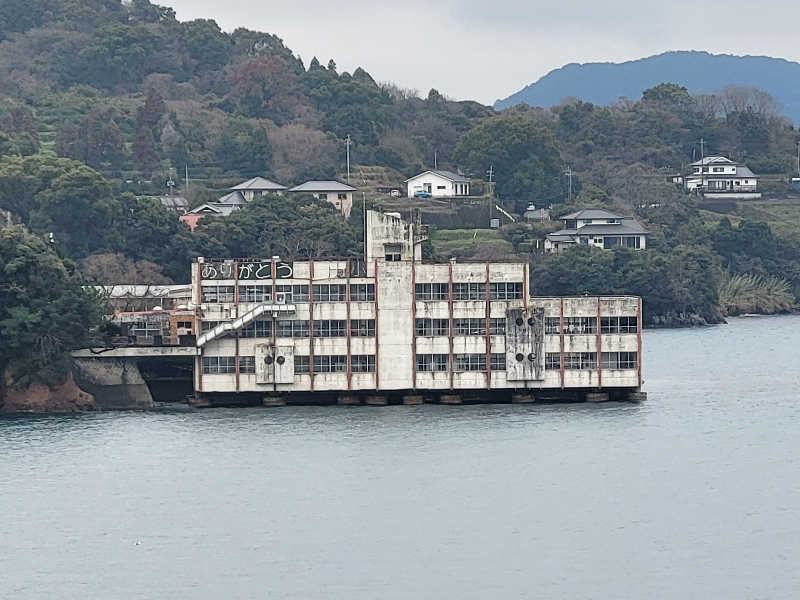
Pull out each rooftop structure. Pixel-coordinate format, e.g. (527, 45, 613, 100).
(231, 177, 287, 201)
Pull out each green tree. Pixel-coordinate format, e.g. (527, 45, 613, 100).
(455, 115, 564, 212)
(0, 226, 104, 387)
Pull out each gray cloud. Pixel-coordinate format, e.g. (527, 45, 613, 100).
(165, 0, 800, 104)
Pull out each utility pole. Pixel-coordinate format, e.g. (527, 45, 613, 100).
(699, 138, 705, 190)
(434, 150, 438, 169)
(564, 165, 573, 202)
(185, 164, 190, 195)
(345, 134, 351, 184)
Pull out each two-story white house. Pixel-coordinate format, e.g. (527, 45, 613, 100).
(288, 181, 357, 218)
(544, 209, 649, 253)
(406, 170, 471, 198)
(681, 156, 761, 199)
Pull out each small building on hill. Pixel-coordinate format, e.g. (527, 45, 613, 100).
(288, 181, 356, 218)
(231, 177, 287, 201)
(544, 209, 649, 253)
(179, 192, 246, 230)
(681, 156, 761, 199)
(406, 170, 471, 198)
(523, 204, 550, 222)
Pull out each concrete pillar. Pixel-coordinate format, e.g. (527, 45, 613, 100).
(71, 358, 154, 410)
(365, 395, 387, 406)
(627, 391, 648, 403)
(402, 394, 424, 405)
(263, 395, 286, 407)
(439, 394, 462, 405)
(511, 393, 535, 404)
(585, 392, 610, 403)
(337, 394, 362, 406)
(188, 393, 212, 408)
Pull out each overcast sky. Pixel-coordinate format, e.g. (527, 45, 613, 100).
(165, 0, 800, 105)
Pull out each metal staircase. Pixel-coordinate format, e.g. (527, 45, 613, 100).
(197, 303, 296, 347)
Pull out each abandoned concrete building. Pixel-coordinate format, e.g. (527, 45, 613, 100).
(189, 211, 645, 405)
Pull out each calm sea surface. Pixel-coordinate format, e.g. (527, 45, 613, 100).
(2, 315, 800, 599)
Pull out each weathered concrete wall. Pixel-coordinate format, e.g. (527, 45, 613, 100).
(71, 358, 154, 410)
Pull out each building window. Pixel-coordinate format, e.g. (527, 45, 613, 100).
(351, 355, 376, 373)
(241, 285, 272, 303)
(202, 286, 234, 303)
(490, 354, 506, 370)
(313, 320, 347, 337)
(600, 316, 638, 334)
(313, 355, 347, 373)
(239, 356, 256, 373)
(276, 320, 309, 338)
(350, 284, 375, 302)
(318, 193, 328, 200)
(489, 318, 506, 335)
(416, 354, 449, 372)
(294, 355, 310, 374)
(601, 352, 638, 369)
(454, 353, 487, 372)
(177, 321, 192, 329)
(545, 353, 561, 370)
(489, 282, 522, 300)
(241, 320, 272, 338)
(337, 193, 347, 200)
(453, 282, 485, 300)
(292, 285, 310, 303)
(415, 283, 449, 301)
(415, 318, 449, 337)
(312, 284, 347, 302)
(545, 317, 597, 334)
(385, 244, 402, 262)
(563, 352, 597, 370)
(201, 320, 222, 332)
(202, 356, 236, 374)
(623, 237, 641, 249)
(454, 318, 486, 336)
(350, 319, 375, 337)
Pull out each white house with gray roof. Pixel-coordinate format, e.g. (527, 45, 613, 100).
(288, 181, 357, 218)
(406, 170, 471, 198)
(681, 156, 761, 199)
(544, 209, 649, 253)
(231, 177, 287, 201)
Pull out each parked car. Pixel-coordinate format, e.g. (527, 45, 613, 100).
(413, 190, 432, 198)
(390, 189, 400, 197)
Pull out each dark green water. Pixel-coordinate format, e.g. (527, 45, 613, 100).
(2, 316, 799, 599)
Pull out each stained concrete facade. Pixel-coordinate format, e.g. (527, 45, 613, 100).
(192, 211, 643, 399)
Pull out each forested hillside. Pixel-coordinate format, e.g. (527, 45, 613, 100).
(1, 0, 800, 355)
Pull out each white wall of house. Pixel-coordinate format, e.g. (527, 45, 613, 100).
(407, 173, 470, 197)
(314, 191, 353, 218)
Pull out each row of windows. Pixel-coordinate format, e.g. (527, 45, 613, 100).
(544, 316, 638, 335)
(544, 352, 638, 370)
(211, 319, 377, 339)
(293, 355, 375, 373)
(414, 318, 506, 337)
(414, 282, 523, 301)
(201, 284, 375, 304)
(416, 353, 506, 372)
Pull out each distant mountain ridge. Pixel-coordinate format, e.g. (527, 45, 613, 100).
(495, 51, 800, 123)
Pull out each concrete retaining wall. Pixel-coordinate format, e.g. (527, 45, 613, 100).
(72, 358, 154, 410)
